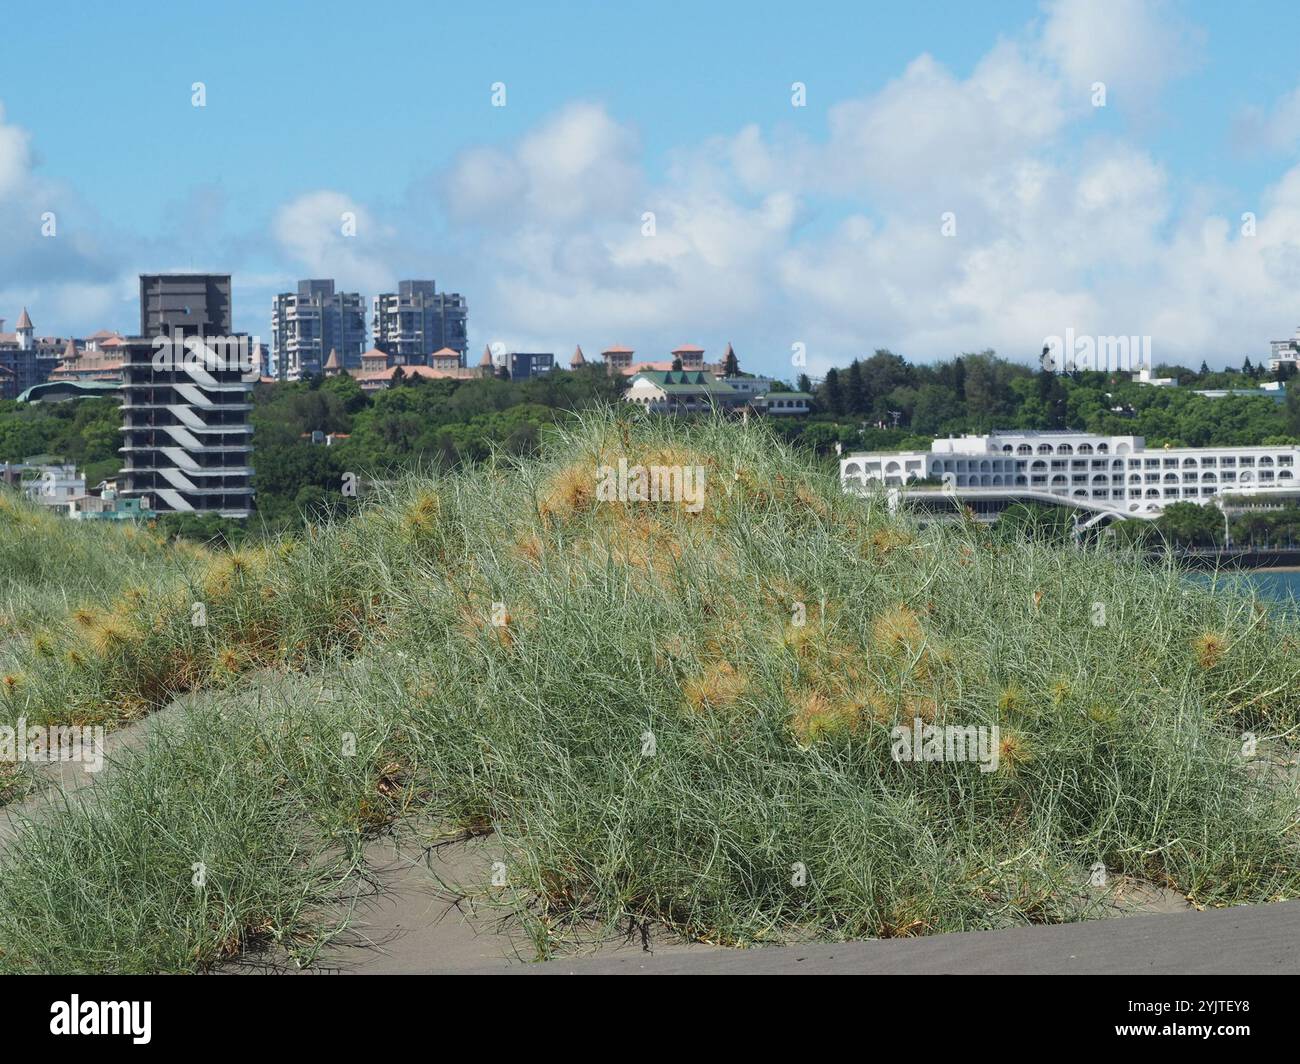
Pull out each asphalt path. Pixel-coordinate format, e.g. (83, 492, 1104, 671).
(503, 901, 1300, 975)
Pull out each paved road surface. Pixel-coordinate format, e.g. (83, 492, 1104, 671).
(504, 900, 1300, 974)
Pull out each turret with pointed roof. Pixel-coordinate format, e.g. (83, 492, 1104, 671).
(15, 307, 33, 351)
(61, 337, 79, 363)
(570, 345, 586, 368)
(323, 348, 342, 376)
(721, 342, 740, 377)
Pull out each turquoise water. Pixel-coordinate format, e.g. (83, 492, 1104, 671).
(1200, 569, 1300, 607)
(1250, 570, 1300, 603)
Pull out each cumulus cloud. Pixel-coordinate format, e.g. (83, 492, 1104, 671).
(10, 0, 1300, 371)
(1235, 85, 1300, 155)
(271, 190, 398, 295)
(0, 103, 123, 331)
(0, 104, 33, 199)
(444, 102, 642, 227)
(407, 0, 1291, 375)
(1038, 0, 1202, 113)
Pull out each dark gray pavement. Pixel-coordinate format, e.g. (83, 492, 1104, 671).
(505, 900, 1300, 975)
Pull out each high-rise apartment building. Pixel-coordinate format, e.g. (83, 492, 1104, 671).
(139, 274, 232, 338)
(271, 279, 366, 379)
(372, 280, 468, 365)
(119, 274, 254, 518)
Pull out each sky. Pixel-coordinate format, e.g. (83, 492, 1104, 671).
(4, 0, 1300, 376)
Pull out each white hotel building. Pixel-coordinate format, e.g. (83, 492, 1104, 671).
(841, 431, 1300, 521)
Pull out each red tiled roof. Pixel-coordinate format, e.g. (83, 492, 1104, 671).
(355, 364, 480, 382)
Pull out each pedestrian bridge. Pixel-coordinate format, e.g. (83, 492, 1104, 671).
(843, 484, 1149, 529)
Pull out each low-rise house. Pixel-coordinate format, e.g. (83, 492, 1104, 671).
(69, 487, 155, 521)
(354, 360, 492, 394)
(624, 370, 748, 414)
(21, 463, 85, 507)
(752, 391, 811, 415)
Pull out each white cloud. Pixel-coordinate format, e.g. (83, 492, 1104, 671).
(1038, 0, 1201, 113)
(271, 191, 396, 294)
(0, 104, 33, 199)
(406, 0, 1294, 374)
(1235, 85, 1300, 154)
(0, 103, 124, 333)
(10, 0, 1300, 371)
(444, 102, 642, 227)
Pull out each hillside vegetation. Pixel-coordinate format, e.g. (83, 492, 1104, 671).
(1, 410, 1298, 971)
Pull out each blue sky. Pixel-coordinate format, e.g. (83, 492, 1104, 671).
(4, 0, 1300, 374)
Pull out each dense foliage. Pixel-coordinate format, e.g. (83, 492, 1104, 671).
(2, 351, 1298, 545)
(802, 350, 1300, 451)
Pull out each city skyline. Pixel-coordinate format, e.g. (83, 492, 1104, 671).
(7, 1, 1300, 375)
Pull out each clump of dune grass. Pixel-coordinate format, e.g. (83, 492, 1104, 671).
(0, 671, 401, 973)
(1, 408, 1299, 970)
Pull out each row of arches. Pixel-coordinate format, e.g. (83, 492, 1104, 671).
(998, 441, 1131, 456)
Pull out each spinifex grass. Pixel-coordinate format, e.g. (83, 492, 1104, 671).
(1, 408, 1298, 970)
(0, 671, 401, 974)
